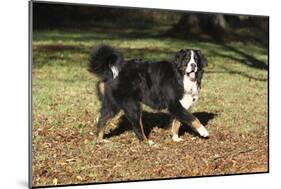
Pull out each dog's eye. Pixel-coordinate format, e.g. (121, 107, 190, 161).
(185, 55, 190, 60)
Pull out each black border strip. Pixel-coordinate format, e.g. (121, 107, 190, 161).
(29, 0, 270, 188)
(267, 16, 270, 174)
(28, 1, 33, 189)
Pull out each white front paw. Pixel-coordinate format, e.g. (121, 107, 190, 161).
(196, 125, 209, 138)
(147, 140, 160, 148)
(148, 140, 155, 146)
(172, 135, 183, 142)
(97, 139, 111, 143)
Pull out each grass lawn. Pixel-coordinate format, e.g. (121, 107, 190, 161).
(32, 26, 268, 187)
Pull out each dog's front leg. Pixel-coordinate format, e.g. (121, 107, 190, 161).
(169, 101, 209, 138)
(190, 117, 209, 138)
(171, 119, 183, 142)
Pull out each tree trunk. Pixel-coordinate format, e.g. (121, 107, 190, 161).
(171, 13, 228, 40)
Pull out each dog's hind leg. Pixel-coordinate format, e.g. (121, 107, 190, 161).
(97, 105, 118, 142)
(121, 102, 149, 142)
(139, 112, 156, 146)
(139, 113, 148, 141)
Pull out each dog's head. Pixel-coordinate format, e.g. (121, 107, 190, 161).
(174, 49, 208, 81)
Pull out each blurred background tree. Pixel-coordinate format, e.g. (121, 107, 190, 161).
(33, 2, 268, 46)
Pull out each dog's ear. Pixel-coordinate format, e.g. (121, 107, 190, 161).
(174, 49, 186, 68)
(196, 50, 208, 67)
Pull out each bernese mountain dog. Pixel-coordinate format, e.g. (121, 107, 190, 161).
(88, 45, 209, 144)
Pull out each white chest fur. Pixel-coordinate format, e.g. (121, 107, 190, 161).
(180, 75, 199, 110)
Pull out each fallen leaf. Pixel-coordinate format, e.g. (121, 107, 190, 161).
(53, 178, 58, 185)
(66, 158, 76, 163)
(76, 175, 83, 181)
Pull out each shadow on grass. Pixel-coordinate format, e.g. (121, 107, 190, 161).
(104, 112, 171, 139)
(33, 40, 268, 82)
(33, 43, 90, 56)
(216, 43, 268, 70)
(34, 43, 177, 57)
(206, 42, 268, 81)
(104, 111, 217, 139)
(32, 44, 177, 68)
(206, 69, 268, 82)
(33, 25, 268, 81)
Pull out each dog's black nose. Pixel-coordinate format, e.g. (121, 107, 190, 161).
(190, 63, 196, 69)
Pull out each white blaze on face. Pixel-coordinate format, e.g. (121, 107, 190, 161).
(185, 50, 197, 79)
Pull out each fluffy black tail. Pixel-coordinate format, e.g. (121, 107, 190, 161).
(88, 45, 124, 81)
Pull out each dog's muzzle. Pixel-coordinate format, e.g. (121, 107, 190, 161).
(186, 63, 197, 80)
(186, 70, 196, 80)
